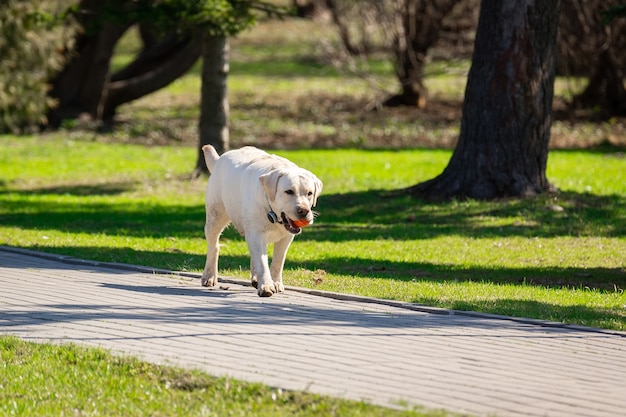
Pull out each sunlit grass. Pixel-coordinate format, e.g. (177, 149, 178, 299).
(1, 336, 435, 417)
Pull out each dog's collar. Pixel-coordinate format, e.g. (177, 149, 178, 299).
(267, 210, 281, 224)
(265, 194, 282, 224)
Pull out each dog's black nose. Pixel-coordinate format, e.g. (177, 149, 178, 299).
(297, 207, 310, 218)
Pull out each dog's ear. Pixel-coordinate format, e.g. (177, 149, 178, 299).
(311, 174, 323, 207)
(259, 170, 284, 201)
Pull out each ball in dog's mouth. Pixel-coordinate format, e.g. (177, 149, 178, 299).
(281, 212, 302, 234)
(292, 218, 310, 228)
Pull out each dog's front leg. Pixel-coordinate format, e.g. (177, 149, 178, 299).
(201, 205, 228, 287)
(246, 234, 275, 297)
(270, 234, 295, 293)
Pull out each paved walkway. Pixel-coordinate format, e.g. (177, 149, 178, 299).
(1, 246, 625, 417)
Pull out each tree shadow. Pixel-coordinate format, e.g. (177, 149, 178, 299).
(302, 188, 626, 241)
(414, 297, 626, 332)
(4, 295, 622, 337)
(580, 141, 626, 155)
(0, 181, 136, 196)
(3, 245, 246, 278)
(10, 244, 624, 293)
(0, 181, 207, 239)
(230, 56, 341, 78)
(2, 245, 624, 331)
(1, 184, 624, 241)
(2, 171, 624, 303)
(293, 255, 625, 292)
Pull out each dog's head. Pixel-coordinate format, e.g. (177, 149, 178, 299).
(260, 168, 323, 233)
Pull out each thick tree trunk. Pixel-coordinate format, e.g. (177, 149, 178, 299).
(101, 33, 201, 119)
(47, 18, 128, 126)
(48, 0, 203, 126)
(108, 32, 195, 84)
(50, 27, 201, 125)
(408, 0, 560, 200)
(192, 35, 230, 178)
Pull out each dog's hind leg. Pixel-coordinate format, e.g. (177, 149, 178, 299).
(201, 203, 229, 287)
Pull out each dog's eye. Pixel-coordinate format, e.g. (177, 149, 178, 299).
(307, 191, 313, 197)
(285, 190, 295, 195)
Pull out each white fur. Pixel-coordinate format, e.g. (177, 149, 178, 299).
(201, 145, 323, 297)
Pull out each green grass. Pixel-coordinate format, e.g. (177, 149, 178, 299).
(1, 136, 625, 331)
(0, 336, 438, 417)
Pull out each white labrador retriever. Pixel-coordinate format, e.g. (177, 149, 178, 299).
(201, 145, 322, 297)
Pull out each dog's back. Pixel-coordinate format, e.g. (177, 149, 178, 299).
(204, 146, 279, 234)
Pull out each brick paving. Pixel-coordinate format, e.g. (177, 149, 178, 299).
(1, 246, 625, 416)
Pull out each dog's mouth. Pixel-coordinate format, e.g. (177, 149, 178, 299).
(281, 212, 302, 235)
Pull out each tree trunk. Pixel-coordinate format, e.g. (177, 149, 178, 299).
(101, 33, 201, 119)
(558, 0, 626, 117)
(384, 49, 428, 108)
(384, 0, 461, 108)
(47, 18, 129, 126)
(572, 49, 626, 117)
(325, 0, 363, 55)
(48, 1, 204, 126)
(407, 0, 560, 200)
(192, 35, 230, 178)
(293, 0, 329, 20)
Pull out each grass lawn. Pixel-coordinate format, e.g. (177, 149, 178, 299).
(1, 336, 440, 417)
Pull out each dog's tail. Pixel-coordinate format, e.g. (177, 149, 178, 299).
(202, 145, 220, 173)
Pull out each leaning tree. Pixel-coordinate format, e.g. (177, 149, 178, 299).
(46, 0, 286, 176)
(407, 0, 561, 200)
(48, 0, 203, 126)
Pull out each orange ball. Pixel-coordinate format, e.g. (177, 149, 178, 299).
(293, 219, 310, 228)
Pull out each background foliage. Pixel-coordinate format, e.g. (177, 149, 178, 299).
(0, 0, 75, 133)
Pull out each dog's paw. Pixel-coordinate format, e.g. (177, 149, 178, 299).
(273, 281, 285, 293)
(251, 277, 258, 288)
(201, 275, 218, 287)
(257, 284, 275, 297)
